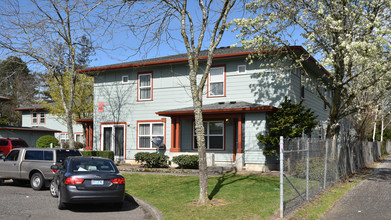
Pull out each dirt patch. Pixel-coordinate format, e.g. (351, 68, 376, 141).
(188, 198, 230, 207)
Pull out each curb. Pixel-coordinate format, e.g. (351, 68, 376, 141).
(133, 195, 164, 220)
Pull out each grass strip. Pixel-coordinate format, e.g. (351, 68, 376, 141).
(123, 173, 280, 220)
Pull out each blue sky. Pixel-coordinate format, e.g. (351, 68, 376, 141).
(89, 1, 248, 67)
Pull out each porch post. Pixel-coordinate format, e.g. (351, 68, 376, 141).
(170, 118, 176, 152)
(238, 115, 243, 153)
(88, 123, 93, 150)
(170, 117, 181, 152)
(175, 117, 181, 152)
(85, 125, 90, 150)
(233, 118, 237, 162)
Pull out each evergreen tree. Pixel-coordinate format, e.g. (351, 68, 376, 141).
(0, 56, 39, 126)
(258, 98, 318, 155)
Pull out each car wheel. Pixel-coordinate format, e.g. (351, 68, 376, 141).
(57, 189, 66, 210)
(0, 179, 3, 185)
(50, 180, 58, 197)
(30, 172, 44, 190)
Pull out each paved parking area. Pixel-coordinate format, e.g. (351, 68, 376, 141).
(0, 181, 152, 220)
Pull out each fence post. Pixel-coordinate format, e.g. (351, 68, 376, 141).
(306, 138, 310, 201)
(280, 136, 284, 219)
(323, 139, 329, 189)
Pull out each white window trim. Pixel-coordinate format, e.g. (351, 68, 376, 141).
(193, 121, 225, 150)
(100, 124, 126, 151)
(39, 112, 45, 124)
(208, 66, 225, 97)
(237, 65, 246, 74)
(138, 73, 152, 101)
(122, 75, 129, 84)
(32, 112, 38, 124)
(137, 122, 165, 149)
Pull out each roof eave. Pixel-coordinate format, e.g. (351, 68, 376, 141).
(156, 106, 277, 117)
(77, 51, 254, 74)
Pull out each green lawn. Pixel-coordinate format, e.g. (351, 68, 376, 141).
(123, 173, 280, 220)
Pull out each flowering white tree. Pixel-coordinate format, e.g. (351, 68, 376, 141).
(234, 0, 391, 137)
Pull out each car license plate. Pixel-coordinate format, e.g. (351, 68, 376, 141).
(91, 180, 104, 185)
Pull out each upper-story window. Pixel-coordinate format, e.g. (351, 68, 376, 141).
(39, 112, 45, 124)
(32, 112, 38, 124)
(237, 65, 246, 74)
(208, 66, 226, 97)
(138, 72, 153, 101)
(122, 75, 129, 84)
(32, 112, 45, 124)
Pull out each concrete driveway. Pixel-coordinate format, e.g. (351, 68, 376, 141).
(0, 181, 153, 220)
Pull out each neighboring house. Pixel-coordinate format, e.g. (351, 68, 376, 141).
(0, 99, 60, 147)
(79, 46, 331, 171)
(14, 104, 84, 145)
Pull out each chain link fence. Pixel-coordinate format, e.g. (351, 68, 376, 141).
(279, 137, 391, 217)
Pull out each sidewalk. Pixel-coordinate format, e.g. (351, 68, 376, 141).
(321, 156, 391, 220)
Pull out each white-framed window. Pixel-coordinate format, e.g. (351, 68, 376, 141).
(193, 121, 224, 150)
(137, 121, 164, 149)
(32, 112, 45, 124)
(208, 66, 225, 97)
(237, 65, 246, 74)
(138, 72, 152, 101)
(122, 75, 129, 84)
(101, 123, 126, 160)
(32, 112, 38, 124)
(39, 112, 45, 124)
(75, 133, 83, 143)
(60, 133, 69, 143)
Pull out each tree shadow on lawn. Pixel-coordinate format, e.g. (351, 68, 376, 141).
(208, 173, 280, 200)
(208, 173, 251, 200)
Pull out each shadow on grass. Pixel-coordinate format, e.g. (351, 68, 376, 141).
(208, 173, 251, 200)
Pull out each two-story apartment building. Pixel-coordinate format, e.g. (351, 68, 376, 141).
(80, 46, 331, 171)
(15, 104, 84, 145)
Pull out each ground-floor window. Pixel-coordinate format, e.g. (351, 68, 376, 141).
(59, 133, 69, 143)
(75, 133, 83, 143)
(193, 121, 224, 150)
(137, 120, 165, 149)
(58, 133, 83, 143)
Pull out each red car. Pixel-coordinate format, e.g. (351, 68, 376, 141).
(0, 138, 29, 157)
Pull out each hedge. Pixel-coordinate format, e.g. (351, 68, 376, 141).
(61, 141, 84, 149)
(134, 152, 169, 168)
(81, 150, 114, 161)
(36, 135, 59, 148)
(172, 155, 199, 169)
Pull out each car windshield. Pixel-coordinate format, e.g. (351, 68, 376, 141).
(71, 158, 117, 173)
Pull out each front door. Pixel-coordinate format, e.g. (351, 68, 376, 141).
(101, 124, 125, 161)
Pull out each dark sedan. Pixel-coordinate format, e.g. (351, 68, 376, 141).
(50, 157, 125, 210)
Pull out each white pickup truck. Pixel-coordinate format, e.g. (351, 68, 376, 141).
(0, 148, 81, 190)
